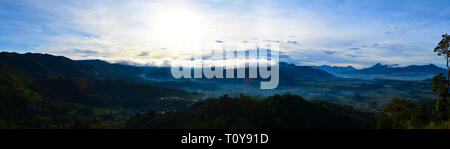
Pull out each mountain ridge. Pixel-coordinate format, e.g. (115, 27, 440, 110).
(2, 52, 444, 82)
(343, 63, 446, 75)
(312, 65, 357, 74)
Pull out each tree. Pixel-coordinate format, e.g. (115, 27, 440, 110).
(432, 34, 450, 121)
(432, 73, 447, 98)
(380, 97, 415, 128)
(433, 34, 450, 91)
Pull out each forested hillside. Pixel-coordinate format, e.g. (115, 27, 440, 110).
(1, 52, 448, 129)
(126, 94, 374, 129)
(0, 54, 196, 128)
(0, 61, 104, 128)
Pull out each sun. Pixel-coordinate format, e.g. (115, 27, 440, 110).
(152, 7, 208, 44)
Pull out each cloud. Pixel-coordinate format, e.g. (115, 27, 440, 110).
(287, 41, 298, 45)
(440, 6, 450, 16)
(384, 25, 406, 35)
(262, 40, 280, 43)
(138, 51, 149, 56)
(415, 21, 438, 28)
(322, 50, 338, 55)
(73, 49, 98, 54)
(1, 0, 450, 68)
(345, 54, 362, 58)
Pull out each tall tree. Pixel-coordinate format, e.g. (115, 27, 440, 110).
(434, 34, 450, 91)
(433, 34, 450, 120)
(380, 97, 415, 128)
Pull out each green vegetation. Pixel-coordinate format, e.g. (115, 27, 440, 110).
(376, 33, 450, 129)
(0, 61, 104, 128)
(1, 34, 449, 129)
(126, 94, 374, 129)
(376, 97, 449, 129)
(31, 78, 194, 111)
(0, 59, 195, 128)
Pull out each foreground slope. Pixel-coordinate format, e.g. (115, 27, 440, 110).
(0, 61, 105, 128)
(31, 78, 194, 110)
(0, 53, 196, 128)
(127, 94, 374, 129)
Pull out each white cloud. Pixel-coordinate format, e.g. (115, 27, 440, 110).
(6, 0, 449, 68)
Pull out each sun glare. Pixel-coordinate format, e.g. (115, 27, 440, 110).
(153, 7, 208, 44)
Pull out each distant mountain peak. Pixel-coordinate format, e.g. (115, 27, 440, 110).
(279, 62, 297, 66)
(370, 63, 403, 68)
(342, 62, 447, 79)
(427, 63, 440, 68)
(369, 63, 443, 69)
(312, 65, 357, 74)
(387, 64, 401, 68)
(372, 63, 384, 68)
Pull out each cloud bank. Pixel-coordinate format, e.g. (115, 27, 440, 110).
(0, 0, 450, 68)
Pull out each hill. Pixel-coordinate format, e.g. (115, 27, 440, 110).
(337, 63, 446, 80)
(76, 60, 153, 81)
(279, 62, 337, 81)
(126, 94, 374, 129)
(0, 52, 339, 90)
(0, 52, 94, 79)
(144, 62, 338, 81)
(345, 63, 446, 75)
(0, 60, 106, 128)
(0, 52, 197, 128)
(312, 65, 357, 74)
(31, 78, 194, 111)
(0, 52, 154, 81)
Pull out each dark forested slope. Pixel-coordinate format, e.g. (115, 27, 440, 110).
(127, 94, 374, 129)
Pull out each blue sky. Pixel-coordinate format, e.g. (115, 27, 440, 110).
(0, 0, 449, 68)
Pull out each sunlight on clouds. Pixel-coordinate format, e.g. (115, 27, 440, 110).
(4, 0, 448, 68)
(152, 6, 209, 44)
(35, 0, 303, 61)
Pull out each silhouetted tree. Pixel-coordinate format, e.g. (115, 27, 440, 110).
(432, 34, 450, 120)
(381, 98, 415, 128)
(434, 34, 450, 89)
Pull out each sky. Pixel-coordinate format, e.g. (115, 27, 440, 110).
(0, 0, 449, 68)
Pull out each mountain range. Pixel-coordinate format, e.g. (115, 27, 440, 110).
(0, 52, 196, 128)
(312, 65, 357, 73)
(344, 63, 446, 75)
(311, 62, 447, 81)
(0, 52, 377, 128)
(334, 63, 447, 80)
(0, 52, 338, 82)
(1, 52, 445, 84)
(0, 52, 443, 128)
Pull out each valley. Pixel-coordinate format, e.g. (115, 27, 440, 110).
(0, 52, 447, 128)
